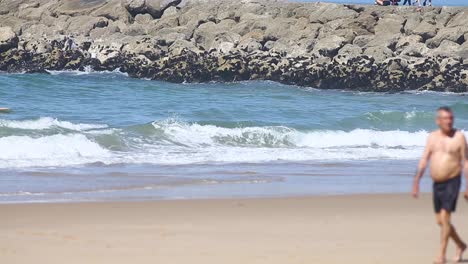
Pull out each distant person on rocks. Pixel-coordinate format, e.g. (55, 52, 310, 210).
(402, 0, 412, 5)
(375, 0, 391, 5)
(415, 0, 432, 8)
(423, 0, 433, 6)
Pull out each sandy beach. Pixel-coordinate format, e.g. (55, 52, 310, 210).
(1, 194, 467, 264)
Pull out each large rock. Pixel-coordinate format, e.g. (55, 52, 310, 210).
(55, 0, 107, 16)
(458, 41, 468, 59)
(238, 38, 262, 53)
(407, 20, 438, 41)
(363, 46, 393, 63)
(18, 2, 48, 21)
(67, 16, 109, 36)
(122, 0, 181, 18)
(426, 27, 467, 48)
(400, 42, 429, 57)
(193, 20, 239, 51)
(308, 3, 357, 24)
(0, 26, 18, 52)
(431, 40, 461, 58)
(168, 39, 200, 55)
(446, 11, 468, 28)
(334, 44, 362, 64)
(374, 14, 404, 36)
(312, 35, 346, 57)
(92, 1, 131, 22)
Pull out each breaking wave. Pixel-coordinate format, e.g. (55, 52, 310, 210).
(0, 117, 107, 131)
(0, 118, 437, 168)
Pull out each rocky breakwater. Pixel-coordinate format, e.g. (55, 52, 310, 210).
(0, 0, 467, 92)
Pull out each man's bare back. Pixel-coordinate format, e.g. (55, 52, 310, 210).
(428, 130, 464, 183)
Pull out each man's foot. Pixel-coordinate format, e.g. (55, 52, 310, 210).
(453, 243, 467, 263)
(434, 256, 446, 264)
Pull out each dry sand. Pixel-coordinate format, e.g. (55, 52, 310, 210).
(1, 194, 467, 264)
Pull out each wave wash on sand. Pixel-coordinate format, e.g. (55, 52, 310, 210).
(0, 0, 467, 92)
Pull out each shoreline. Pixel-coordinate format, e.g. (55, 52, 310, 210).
(0, 159, 431, 204)
(0, 0, 467, 92)
(2, 194, 467, 264)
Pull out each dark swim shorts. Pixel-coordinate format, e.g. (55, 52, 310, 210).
(433, 176, 461, 213)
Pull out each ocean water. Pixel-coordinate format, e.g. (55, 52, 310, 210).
(0, 71, 467, 203)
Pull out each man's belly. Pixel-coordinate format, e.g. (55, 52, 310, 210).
(430, 153, 462, 183)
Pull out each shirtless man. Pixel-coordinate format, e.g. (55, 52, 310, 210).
(412, 106, 468, 263)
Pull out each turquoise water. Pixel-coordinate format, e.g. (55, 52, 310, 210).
(1, 71, 467, 202)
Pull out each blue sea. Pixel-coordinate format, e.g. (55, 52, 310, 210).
(0, 70, 467, 203)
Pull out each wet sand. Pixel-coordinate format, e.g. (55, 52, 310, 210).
(1, 194, 467, 264)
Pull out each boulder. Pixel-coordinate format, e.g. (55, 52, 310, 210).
(23, 39, 52, 54)
(312, 35, 346, 57)
(92, 1, 130, 22)
(193, 20, 238, 50)
(90, 23, 121, 39)
(407, 20, 438, 41)
(426, 27, 467, 48)
(458, 42, 468, 59)
(431, 40, 460, 58)
(446, 11, 468, 28)
(121, 37, 163, 59)
(134, 14, 153, 24)
(334, 44, 362, 64)
(56, 0, 107, 16)
(308, 3, 357, 24)
(88, 35, 125, 63)
(121, 23, 147, 36)
(121, 0, 145, 15)
(18, 2, 46, 21)
(374, 14, 404, 36)
(353, 35, 374, 48)
(121, 0, 181, 18)
(0, 26, 18, 52)
(238, 38, 262, 52)
(208, 32, 241, 52)
(396, 35, 423, 51)
(162, 6, 178, 17)
(400, 42, 429, 57)
(168, 39, 200, 56)
(67, 16, 109, 36)
(403, 14, 422, 34)
(363, 46, 393, 63)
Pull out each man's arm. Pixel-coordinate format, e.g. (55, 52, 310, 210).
(412, 134, 432, 198)
(460, 133, 468, 200)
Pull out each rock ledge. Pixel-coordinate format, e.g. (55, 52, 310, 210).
(0, 0, 467, 92)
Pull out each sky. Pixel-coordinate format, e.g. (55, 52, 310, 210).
(295, 0, 467, 6)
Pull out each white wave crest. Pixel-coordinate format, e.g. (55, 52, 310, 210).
(0, 134, 111, 168)
(0, 117, 108, 131)
(0, 120, 451, 168)
(152, 120, 428, 149)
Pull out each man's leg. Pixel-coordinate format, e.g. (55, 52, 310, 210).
(437, 210, 467, 263)
(435, 212, 447, 263)
(451, 223, 466, 263)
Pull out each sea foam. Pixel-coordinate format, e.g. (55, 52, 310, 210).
(0, 118, 450, 168)
(0, 117, 107, 131)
